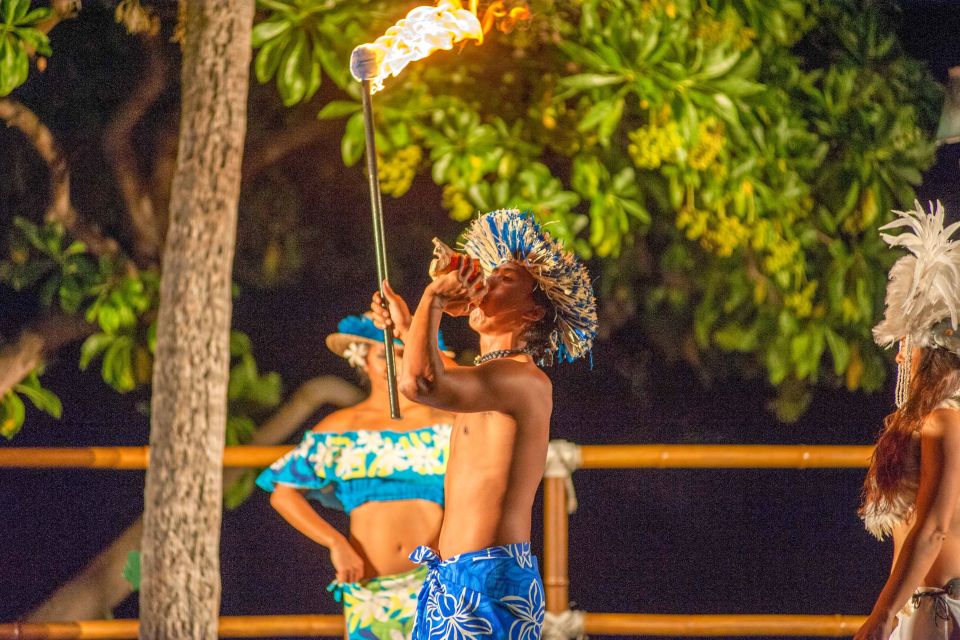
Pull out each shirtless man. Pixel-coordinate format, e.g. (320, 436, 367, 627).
(384, 208, 597, 639)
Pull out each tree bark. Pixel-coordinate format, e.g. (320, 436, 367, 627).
(26, 376, 362, 622)
(139, 3, 254, 639)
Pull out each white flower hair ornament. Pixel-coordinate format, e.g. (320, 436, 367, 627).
(342, 342, 369, 369)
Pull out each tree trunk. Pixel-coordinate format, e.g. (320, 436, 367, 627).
(139, 3, 254, 639)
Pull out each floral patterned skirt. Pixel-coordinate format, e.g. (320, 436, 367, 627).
(409, 542, 545, 640)
(328, 566, 427, 640)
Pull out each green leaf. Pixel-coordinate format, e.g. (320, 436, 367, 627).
(96, 305, 120, 334)
(16, 7, 50, 26)
(558, 73, 626, 91)
(13, 380, 62, 418)
(578, 99, 616, 134)
(229, 331, 252, 357)
(277, 30, 308, 106)
(122, 550, 141, 592)
(317, 100, 360, 120)
(256, 0, 296, 14)
(341, 111, 365, 166)
(223, 471, 256, 510)
(102, 336, 135, 392)
(226, 415, 257, 446)
(80, 333, 114, 370)
(254, 31, 288, 84)
(245, 371, 282, 407)
(824, 328, 850, 376)
(0, 391, 26, 439)
(3, 0, 24, 25)
(251, 18, 290, 48)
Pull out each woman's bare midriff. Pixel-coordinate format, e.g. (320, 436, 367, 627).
(893, 518, 960, 587)
(348, 499, 443, 578)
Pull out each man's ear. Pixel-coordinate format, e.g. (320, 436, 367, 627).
(521, 303, 546, 323)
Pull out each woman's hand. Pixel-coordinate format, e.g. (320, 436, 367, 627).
(329, 537, 365, 584)
(427, 256, 487, 317)
(853, 612, 896, 640)
(371, 280, 411, 339)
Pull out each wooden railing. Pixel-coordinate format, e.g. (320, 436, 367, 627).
(0, 443, 874, 638)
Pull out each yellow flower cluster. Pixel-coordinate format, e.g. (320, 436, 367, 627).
(628, 121, 682, 169)
(676, 204, 750, 258)
(784, 280, 818, 319)
(761, 235, 801, 275)
(640, 0, 678, 18)
(378, 146, 423, 198)
(693, 14, 755, 50)
(442, 184, 474, 221)
(688, 117, 725, 170)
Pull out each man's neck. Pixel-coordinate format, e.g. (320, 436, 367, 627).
(478, 330, 526, 356)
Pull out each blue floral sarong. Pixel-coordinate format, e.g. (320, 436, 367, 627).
(409, 543, 544, 640)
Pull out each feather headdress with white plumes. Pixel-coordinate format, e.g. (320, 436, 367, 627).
(873, 200, 960, 353)
(460, 209, 598, 364)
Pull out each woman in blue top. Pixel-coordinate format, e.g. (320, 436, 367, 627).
(257, 306, 455, 640)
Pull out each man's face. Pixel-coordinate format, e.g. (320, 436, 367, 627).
(469, 261, 542, 331)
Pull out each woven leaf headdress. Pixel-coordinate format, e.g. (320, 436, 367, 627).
(460, 209, 598, 363)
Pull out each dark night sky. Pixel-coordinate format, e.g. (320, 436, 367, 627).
(2, 3, 960, 639)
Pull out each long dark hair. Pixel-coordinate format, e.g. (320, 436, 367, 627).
(861, 347, 960, 511)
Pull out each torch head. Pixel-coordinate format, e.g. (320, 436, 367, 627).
(350, 45, 381, 82)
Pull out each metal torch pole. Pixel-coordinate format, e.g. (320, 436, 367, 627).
(359, 79, 401, 419)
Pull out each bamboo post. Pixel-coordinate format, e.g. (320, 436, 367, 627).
(543, 475, 569, 613)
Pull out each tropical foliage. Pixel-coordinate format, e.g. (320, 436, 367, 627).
(252, 0, 942, 417)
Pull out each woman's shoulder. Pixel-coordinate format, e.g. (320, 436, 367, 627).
(921, 405, 960, 442)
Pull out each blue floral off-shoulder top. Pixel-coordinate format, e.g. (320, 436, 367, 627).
(255, 424, 452, 514)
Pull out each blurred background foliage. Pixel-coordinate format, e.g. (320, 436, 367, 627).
(0, 0, 945, 446)
(250, 0, 943, 419)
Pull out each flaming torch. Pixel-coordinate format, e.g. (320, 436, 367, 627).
(349, 1, 526, 419)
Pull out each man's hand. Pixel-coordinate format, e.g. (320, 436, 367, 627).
(427, 255, 487, 317)
(329, 537, 365, 584)
(371, 280, 411, 339)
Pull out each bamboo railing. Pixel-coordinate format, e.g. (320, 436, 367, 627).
(0, 613, 869, 639)
(0, 444, 873, 470)
(0, 443, 875, 638)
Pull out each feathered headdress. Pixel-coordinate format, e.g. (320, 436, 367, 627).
(873, 200, 960, 354)
(460, 209, 598, 363)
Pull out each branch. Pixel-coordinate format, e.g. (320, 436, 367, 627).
(25, 375, 362, 622)
(35, 0, 81, 35)
(0, 98, 120, 258)
(0, 314, 95, 398)
(241, 117, 335, 184)
(102, 35, 169, 266)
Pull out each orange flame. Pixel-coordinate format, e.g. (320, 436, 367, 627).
(353, 0, 530, 94)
